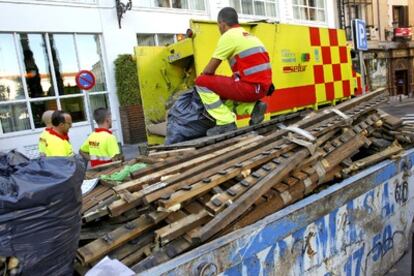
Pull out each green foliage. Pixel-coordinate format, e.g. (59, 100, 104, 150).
(114, 54, 141, 106)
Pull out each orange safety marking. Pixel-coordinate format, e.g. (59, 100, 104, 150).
(356, 77, 363, 95)
(328, 29, 339, 46)
(321, 47, 332, 64)
(309, 27, 321, 46)
(339, 46, 348, 63)
(265, 85, 316, 112)
(313, 65, 324, 84)
(325, 82, 335, 101)
(343, 80, 351, 97)
(333, 64, 342, 81)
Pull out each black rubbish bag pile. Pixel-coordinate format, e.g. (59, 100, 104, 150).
(0, 150, 86, 276)
(165, 89, 215, 145)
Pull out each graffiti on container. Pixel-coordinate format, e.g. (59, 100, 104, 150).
(225, 171, 412, 276)
(394, 181, 408, 204)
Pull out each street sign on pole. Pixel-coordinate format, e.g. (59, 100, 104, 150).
(75, 70, 96, 90)
(353, 19, 368, 51)
(76, 70, 96, 132)
(352, 19, 368, 94)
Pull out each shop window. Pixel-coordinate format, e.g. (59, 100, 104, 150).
(89, 93, 109, 112)
(0, 32, 109, 135)
(0, 103, 30, 133)
(60, 96, 86, 123)
(293, 0, 325, 22)
(20, 33, 55, 98)
(77, 34, 106, 92)
(30, 100, 58, 128)
(0, 34, 25, 102)
(49, 34, 81, 95)
(230, 0, 278, 18)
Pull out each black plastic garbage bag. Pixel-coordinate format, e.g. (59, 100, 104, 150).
(165, 89, 214, 144)
(0, 150, 29, 177)
(0, 153, 86, 276)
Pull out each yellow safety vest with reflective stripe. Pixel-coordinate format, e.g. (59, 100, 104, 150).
(38, 128, 51, 156)
(43, 129, 73, 157)
(213, 26, 272, 86)
(80, 128, 120, 167)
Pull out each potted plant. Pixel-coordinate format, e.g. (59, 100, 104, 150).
(114, 54, 146, 144)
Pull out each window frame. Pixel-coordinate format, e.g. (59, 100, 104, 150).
(137, 33, 183, 46)
(135, 0, 206, 11)
(0, 32, 109, 137)
(230, 0, 279, 19)
(292, 0, 326, 24)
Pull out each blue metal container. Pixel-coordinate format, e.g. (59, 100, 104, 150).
(140, 149, 414, 276)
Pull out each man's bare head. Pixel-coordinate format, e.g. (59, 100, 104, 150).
(41, 110, 54, 128)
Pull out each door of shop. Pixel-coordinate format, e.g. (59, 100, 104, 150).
(395, 70, 408, 95)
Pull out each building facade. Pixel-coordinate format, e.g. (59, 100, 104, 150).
(336, 0, 414, 97)
(0, 0, 337, 157)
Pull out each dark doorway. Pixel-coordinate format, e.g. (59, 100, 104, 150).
(395, 70, 408, 95)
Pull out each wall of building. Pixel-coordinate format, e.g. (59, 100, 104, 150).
(0, 0, 337, 157)
(410, 0, 414, 29)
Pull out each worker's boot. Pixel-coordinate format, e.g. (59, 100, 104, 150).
(249, 101, 267, 126)
(206, 122, 237, 136)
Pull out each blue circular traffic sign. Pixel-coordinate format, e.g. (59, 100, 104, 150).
(76, 70, 96, 90)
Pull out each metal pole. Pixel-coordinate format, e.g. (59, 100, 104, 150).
(84, 91, 95, 132)
(359, 50, 366, 94)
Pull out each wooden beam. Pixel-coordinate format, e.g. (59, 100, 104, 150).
(77, 211, 168, 265)
(155, 210, 211, 246)
(342, 141, 403, 174)
(148, 147, 196, 159)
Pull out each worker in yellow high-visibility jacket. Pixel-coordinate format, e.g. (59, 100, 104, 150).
(80, 108, 122, 167)
(38, 110, 54, 157)
(43, 110, 74, 157)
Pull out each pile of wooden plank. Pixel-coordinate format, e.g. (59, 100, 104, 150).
(75, 88, 413, 274)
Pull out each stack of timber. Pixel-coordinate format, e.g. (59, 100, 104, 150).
(75, 88, 413, 274)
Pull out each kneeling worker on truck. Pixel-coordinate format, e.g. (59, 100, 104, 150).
(80, 108, 122, 167)
(195, 7, 274, 136)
